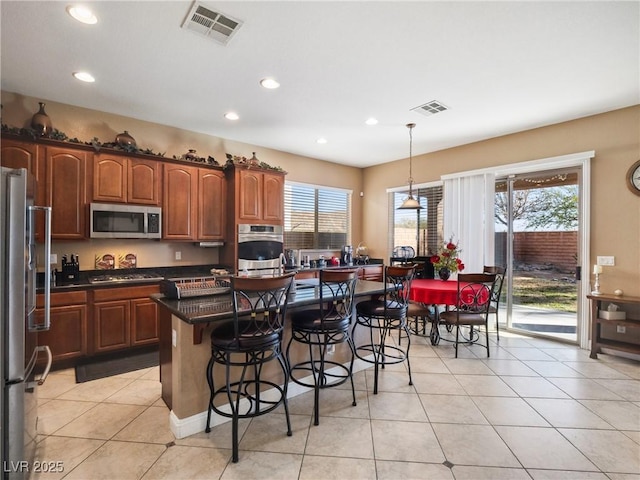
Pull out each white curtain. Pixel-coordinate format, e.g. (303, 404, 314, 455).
(443, 173, 495, 273)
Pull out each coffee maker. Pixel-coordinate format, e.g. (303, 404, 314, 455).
(342, 245, 353, 266)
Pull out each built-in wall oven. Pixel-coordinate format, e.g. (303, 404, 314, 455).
(237, 224, 284, 277)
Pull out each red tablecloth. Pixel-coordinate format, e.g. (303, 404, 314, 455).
(410, 279, 459, 305)
(410, 278, 490, 306)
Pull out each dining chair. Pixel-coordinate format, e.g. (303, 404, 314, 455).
(483, 265, 506, 341)
(205, 272, 295, 463)
(286, 268, 359, 426)
(439, 272, 496, 358)
(353, 264, 415, 394)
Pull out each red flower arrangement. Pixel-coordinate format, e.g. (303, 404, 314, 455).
(430, 238, 465, 273)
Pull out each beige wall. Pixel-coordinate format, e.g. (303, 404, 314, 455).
(363, 106, 640, 296)
(1, 91, 363, 270)
(2, 92, 638, 296)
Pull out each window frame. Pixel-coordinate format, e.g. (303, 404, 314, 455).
(284, 180, 352, 250)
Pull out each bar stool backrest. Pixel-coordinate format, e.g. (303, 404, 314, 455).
(318, 268, 359, 321)
(456, 273, 496, 315)
(384, 265, 416, 310)
(231, 273, 295, 341)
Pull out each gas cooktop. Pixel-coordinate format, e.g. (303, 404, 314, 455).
(88, 272, 165, 284)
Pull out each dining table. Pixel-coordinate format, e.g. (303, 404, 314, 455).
(409, 277, 493, 345)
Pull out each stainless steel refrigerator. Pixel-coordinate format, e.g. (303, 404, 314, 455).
(1, 167, 52, 479)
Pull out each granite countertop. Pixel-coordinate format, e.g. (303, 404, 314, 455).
(37, 264, 230, 292)
(152, 279, 386, 324)
(38, 260, 385, 293)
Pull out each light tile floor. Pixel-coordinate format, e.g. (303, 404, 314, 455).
(34, 331, 640, 479)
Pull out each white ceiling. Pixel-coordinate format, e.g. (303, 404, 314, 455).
(1, 1, 638, 168)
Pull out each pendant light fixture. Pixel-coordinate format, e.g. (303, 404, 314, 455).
(398, 123, 422, 209)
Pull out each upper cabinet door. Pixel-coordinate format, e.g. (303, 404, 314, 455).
(129, 159, 161, 205)
(198, 168, 225, 240)
(1, 139, 46, 241)
(163, 163, 197, 240)
(46, 146, 89, 239)
(94, 155, 161, 205)
(238, 169, 262, 221)
(262, 173, 284, 222)
(94, 155, 127, 203)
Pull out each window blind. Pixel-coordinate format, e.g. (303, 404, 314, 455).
(284, 182, 351, 249)
(389, 185, 443, 257)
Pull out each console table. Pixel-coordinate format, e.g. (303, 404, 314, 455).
(588, 293, 640, 359)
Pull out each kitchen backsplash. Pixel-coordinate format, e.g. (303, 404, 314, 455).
(37, 239, 220, 272)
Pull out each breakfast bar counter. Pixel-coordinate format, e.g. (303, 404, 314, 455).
(152, 279, 386, 439)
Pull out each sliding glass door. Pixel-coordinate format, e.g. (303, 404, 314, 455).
(495, 168, 581, 343)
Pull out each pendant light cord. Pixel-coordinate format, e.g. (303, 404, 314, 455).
(407, 123, 415, 190)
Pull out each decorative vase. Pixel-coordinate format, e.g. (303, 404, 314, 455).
(185, 149, 198, 160)
(249, 152, 260, 166)
(31, 102, 52, 136)
(115, 130, 136, 147)
(438, 267, 451, 281)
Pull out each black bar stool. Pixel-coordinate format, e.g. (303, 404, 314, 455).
(205, 272, 295, 463)
(353, 265, 415, 394)
(286, 268, 359, 425)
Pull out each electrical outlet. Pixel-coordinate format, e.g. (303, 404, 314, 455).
(616, 325, 626, 334)
(172, 329, 177, 347)
(327, 344, 336, 355)
(49, 253, 58, 264)
(175, 251, 182, 260)
(597, 256, 615, 266)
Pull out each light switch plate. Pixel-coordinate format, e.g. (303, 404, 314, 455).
(172, 329, 177, 347)
(597, 256, 615, 266)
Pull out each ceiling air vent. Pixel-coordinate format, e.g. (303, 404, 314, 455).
(182, 2, 243, 45)
(411, 100, 449, 117)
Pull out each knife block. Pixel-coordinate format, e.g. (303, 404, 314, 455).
(61, 263, 80, 284)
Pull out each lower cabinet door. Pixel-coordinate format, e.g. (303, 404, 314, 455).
(36, 304, 88, 362)
(131, 298, 159, 346)
(93, 300, 131, 353)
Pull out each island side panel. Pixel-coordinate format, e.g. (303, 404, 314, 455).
(171, 315, 212, 420)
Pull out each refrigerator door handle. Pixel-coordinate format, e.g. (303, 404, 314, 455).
(36, 346, 53, 386)
(29, 205, 52, 331)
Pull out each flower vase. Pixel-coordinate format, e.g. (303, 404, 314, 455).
(31, 102, 52, 136)
(438, 267, 451, 281)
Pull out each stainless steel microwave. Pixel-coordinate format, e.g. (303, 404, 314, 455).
(90, 203, 162, 239)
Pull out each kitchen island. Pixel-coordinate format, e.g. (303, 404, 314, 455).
(152, 279, 386, 439)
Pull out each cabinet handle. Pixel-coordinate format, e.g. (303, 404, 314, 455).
(29, 205, 52, 331)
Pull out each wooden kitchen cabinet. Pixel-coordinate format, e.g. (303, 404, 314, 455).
(358, 265, 383, 281)
(1, 138, 47, 241)
(131, 297, 159, 346)
(163, 163, 226, 241)
(91, 285, 160, 354)
(198, 168, 226, 241)
(163, 163, 198, 240)
(93, 154, 161, 205)
(36, 290, 88, 363)
(2, 137, 91, 240)
(45, 146, 90, 239)
(234, 167, 285, 223)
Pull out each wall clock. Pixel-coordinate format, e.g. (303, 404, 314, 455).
(627, 159, 640, 196)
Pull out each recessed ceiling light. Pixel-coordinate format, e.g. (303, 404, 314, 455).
(66, 5, 98, 25)
(260, 78, 280, 89)
(365, 117, 378, 126)
(224, 112, 239, 120)
(73, 71, 95, 83)
(316, 138, 327, 144)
